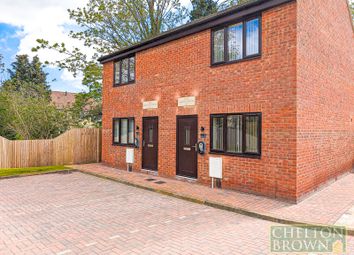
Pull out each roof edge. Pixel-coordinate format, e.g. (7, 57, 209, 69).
(98, 0, 295, 63)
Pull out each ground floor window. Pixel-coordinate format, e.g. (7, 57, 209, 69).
(113, 118, 135, 145)
(210, 113, 261, 157)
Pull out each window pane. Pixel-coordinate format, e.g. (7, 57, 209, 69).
(128, 119, 134, 144)
(227, 115, 242, 153)
(113, 119, 120, 143)
(121, 58, 129, 83)
(213, 29, 224, 63)
(114, 61, 121, 84)
(148, 125, 153, 143)
(246, 18, 259, 56)
(212, 117, 224, 150)
(129, 57, 135, 81)
(228, 23, 243, 61)
(185, 126, 191, 146)
(121, 119, 128, 144)
(245, 115, 259, 153)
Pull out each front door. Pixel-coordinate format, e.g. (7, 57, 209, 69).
(177, 116, 198, 178)
(142, 117, 158, 171)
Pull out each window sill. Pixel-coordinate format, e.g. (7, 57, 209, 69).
(113, 81, 135, 87)
(112, 143, 136, 147)
(211, 55, 261, 68)
(209, 151, 261, 159)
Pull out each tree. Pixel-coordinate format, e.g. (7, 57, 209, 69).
(0, 90, 72, 140)
(70, 63, 103, 127)
(0, 92, 16, 139)
(189, 0, 251, 21)
(0, 54, 5, 85)
(69, 0, 188, 54)
(33, 0, 188, 126)
(0, 55, 70, 140)
(33, 0, 188, 76)
(3, 55, 51, 100)
(190, 0, 218, 21)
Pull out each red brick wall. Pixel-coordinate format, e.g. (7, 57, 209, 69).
(102, 2, 298, 201)
(296, 0, 354, 198)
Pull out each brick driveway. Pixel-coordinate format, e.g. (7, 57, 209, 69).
(73, 164, 354, 228)
(0, 172, 353, 255)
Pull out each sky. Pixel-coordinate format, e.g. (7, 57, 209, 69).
(0, 0, 191, 92)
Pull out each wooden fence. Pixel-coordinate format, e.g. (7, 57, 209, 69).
(0, 128, 101, 169)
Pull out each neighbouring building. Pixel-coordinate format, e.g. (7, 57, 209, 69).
(98, 0, 354, 202)
(51, 91, 77, 109)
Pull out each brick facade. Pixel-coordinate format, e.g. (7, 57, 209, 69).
(101, 0, 353, 202)
(296, 0, 354, 198)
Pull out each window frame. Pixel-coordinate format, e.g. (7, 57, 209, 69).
(210, 112, 262, 158)
(211, 15, 262, 66)
(112, 117, 135, 146)
(113, 55, 136, 87)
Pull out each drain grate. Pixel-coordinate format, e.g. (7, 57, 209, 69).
(145, 178, 156, 181)
(154, 181, 166, 185)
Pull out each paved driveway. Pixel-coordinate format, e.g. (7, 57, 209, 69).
(0, 172, 352, 255)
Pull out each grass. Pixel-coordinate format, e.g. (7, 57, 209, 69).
(0, 166, 72, 177)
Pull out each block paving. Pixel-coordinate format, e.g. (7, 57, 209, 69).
(0, 172, 353, 254)
(73, 163, 354, 228)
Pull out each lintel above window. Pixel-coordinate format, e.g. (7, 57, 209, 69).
(114, 55, 135, 86)
(212, 16, 261, 66)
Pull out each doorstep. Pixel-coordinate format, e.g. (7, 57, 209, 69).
(175, 175, 198, 183)
(71, 163, 354, 236)
(141, 169, 158, 176)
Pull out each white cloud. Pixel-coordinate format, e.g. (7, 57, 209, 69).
(60, 69, 86, 91)
(0, 0, 89, 91)
(0, 0, 192, 91)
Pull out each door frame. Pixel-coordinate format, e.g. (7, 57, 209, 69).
(176, 115, 198, 178)
(142, 116, 159, 171)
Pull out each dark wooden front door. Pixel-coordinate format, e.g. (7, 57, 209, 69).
(177, 116, 198, 178)
(142, 117, 158, 171)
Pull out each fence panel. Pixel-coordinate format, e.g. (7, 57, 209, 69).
(0, 128, 101, 168)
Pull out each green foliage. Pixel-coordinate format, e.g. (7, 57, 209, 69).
(0, 54, 5, 85)
(67, 0, 188, 54)
(0, 55, 66, 140)
(33, 39, 91, 77)
(189, 0, 251, 21)
(70, 63, 102, 127)
(0, 92, 16, 139)
(32, 0, 188, 76)
(0, 90, 73, 140)
(0, 166, 71, 177)
(2, 55, 51, 100)
(32, 0, 189, 127)
(81, 63, 102, 102)
(190, 0, 219, 20)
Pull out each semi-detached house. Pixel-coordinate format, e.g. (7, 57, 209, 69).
(98, 0, 354, 202)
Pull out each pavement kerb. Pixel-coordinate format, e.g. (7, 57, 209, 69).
(0, 169, 75, 181)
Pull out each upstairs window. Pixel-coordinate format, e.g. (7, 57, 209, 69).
(212, 17, 261, 65)
(113, 118, 135, 146)
(211, 113, 261, 157)
(213, 29, 225, 63)
(114, 55, 135, 86)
